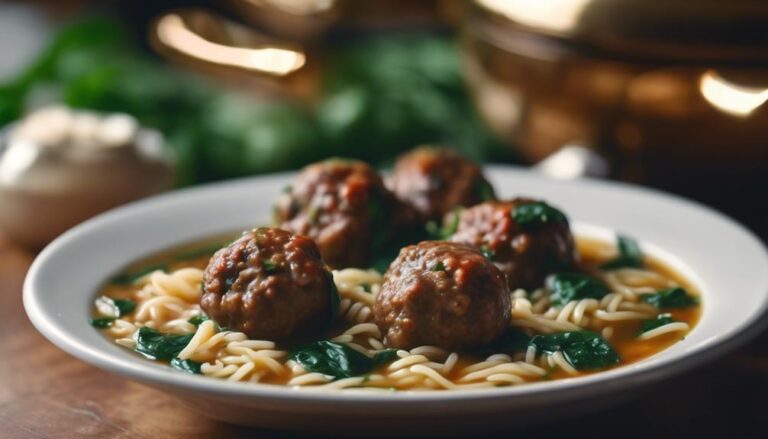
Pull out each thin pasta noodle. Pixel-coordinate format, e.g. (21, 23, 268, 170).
(99, 261, 696, 390)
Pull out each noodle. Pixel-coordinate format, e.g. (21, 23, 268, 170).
(97, 259, 697, 390)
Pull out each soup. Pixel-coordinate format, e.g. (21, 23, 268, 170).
(90, 153, 701, 391)
(92, 234, 700, 390)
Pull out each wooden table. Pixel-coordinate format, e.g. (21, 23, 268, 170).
(1, 234, 766, 438)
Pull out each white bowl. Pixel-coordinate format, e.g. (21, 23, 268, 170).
(23, 166, 768, 433)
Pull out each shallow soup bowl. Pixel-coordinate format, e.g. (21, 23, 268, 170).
(23, 166, 768, 433)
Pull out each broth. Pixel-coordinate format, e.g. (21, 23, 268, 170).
(93, 234, 701, 390)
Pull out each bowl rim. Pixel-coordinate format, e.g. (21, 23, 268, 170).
(23, 165, 768, 407)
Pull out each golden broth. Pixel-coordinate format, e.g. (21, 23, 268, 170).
(94, 234, 702, 388)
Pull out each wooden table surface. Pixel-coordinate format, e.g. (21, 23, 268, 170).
(1, 234, 766, 439)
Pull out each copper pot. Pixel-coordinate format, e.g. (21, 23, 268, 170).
(462, 0, 768, 192)
(148, 1, 463, 99)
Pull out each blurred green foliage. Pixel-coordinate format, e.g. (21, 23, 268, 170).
(0, 18, 511, 185)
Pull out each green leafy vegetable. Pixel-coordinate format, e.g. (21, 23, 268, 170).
(474, 179, 495, 202)
(639, 315, 675, 334)
(529, 331, 620, 370)
(89, 317, 115, 328)
(425, 208, 461, 240)
(641, 287, 698, 308)
(263, 259, 278, 274)
(601, 235, 644, 270)
(113, 299, 136, 316)
(477, 329, 531, 356)
(135, 327, 194, 360)
(512, 202, 568, 228)
(170, 358, 202, 374)
(431, 261, 446, 272)
(480, 245, 494, 260)
(187, 315, 210, 326)
(110, 263, 168, 286)
(547, 273, 610, 307)
(289, 341, 396, 380)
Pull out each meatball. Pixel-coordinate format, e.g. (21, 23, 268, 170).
(200, 227, 335, 340)
(274, 158, 408, 268)
(388, 147, 495, 222)
(374, 241, 510, 350)
(449, 199, 576, 290)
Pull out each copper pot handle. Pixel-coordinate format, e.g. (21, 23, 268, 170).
(149, 8, 308, 79)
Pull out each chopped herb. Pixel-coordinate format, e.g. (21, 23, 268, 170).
(601, 234, 644, 270)
(289, 341, 396, 380)
(170, 358, 202, 374)
(639, 314, 675, 335)
(113, 299, 136, 317)
(431, 261, 446, 272)
(89, 317, 115, 328)
(547, 273, 610, 308)
(263, 259, 278, 273)
(110, 263, 168, 286)
(135, 327, 194, 360)
(641, 287, 698, 308)
(480, 245, 494, 260)
(187, 315, 210, 326)
(426, 208, 462, 240)
(529, 331, 620, 370)
(512, 202, 568, 229)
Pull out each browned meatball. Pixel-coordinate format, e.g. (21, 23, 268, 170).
(274, 158, 408, 268)
(374, 241, 510, 350)
(200, 227, 336, 340)
(449, 199, 576, 290)
(388, 147, 495, 222)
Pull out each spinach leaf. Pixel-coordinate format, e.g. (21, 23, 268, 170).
(639, 315, 674, 334)
(187, 315, 210, 326)
(529, 331, 620, 370)
(476, 329, 531, 356)
(170, 358, 202, 374)
(641, 287, 698, 308)
(601, 235, 644, 270)
(113, 299, 136, 317)
(289, 341, 396, 380)
(135, 327, 194, 360)
(512, 202, 568, 229)
(90, 317, 115, 328)
(547, 273, 610, 307)
(425, 208, 461, 240)
(110, 263, 168, 286)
